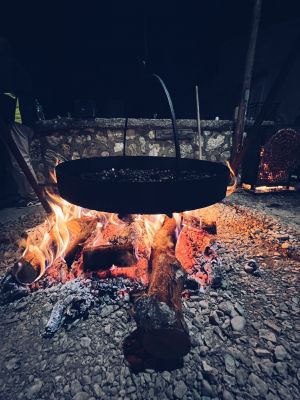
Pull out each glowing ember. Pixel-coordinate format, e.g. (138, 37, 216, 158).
(19, 165, 221, 292)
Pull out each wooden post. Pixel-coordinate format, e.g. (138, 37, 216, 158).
(231, 0, 262, 161)
(195, 85, 202, 160)
(0, 117, 52, 214)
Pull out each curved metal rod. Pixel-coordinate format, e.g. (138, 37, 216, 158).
(152, 73, 181, 162)
(123, 73, 181, 175)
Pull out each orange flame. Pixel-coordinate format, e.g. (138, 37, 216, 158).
(22, 167, 167, 282)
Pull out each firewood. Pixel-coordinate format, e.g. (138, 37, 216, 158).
(13, 217, 97, 284)
(64, 218, 97, 266)
(134, 216, 190, 360)
(83, 243, 137, 270)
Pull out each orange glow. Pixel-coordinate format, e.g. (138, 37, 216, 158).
(22, 167, 166, 282)
(226, 161, 237, 196)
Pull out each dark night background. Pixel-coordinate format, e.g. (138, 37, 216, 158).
(1, 0, 300, 120)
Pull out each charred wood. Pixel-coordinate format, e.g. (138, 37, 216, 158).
(134, 217, 190, 360)
(83, 243, 137, 270)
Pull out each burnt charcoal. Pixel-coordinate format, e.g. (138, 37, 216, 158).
(244, 259, 260, 275)
(184, 278, 200, 291)
(210, 258, 225, 289)
(80, 168, 216, 183)
(0, 273, 30, 305)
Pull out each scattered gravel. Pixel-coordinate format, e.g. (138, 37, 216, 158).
(0, 192, 299, 400)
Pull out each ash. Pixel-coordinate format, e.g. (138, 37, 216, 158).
(0, 192, 300, 400)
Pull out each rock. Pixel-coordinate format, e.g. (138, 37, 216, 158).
(231, 316, 246, 331)
(274, 345, 288, 361)
(259, 329, 277, 343)
(234, 302, 244, 315)
(224, 354, 236, 375)
(5, 357, 20, 370)
(248, 373, 268, 397)
(70, 380, 82, 396)
(80, 337, 91, 348)
(236, 368, 248, 387)
(93, 384, 101, 397)
(199, 300, 209, 309)
(25, 379, 43, 399)
(254, 348, 272, 358)
(174, 381, 188, 399)
(209, 311, 221, 325)
(73, 392, 90, 400)
(223, 389, 235, 400)
(275, 362, 288, 378)
(264, 320, 281, 334)
(201, 379, 215, 397)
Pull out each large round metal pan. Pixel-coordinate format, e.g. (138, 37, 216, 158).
(56, 156, 230, 214)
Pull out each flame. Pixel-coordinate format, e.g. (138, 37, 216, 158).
(22, 167, 167, 282)
(226, 160, 237, 196)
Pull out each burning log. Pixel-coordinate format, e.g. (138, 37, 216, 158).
(64, 218, 98, 266)
(13, 217, 97, 285)
(134, 216, 191, 360)
(83, 243, 137, 270)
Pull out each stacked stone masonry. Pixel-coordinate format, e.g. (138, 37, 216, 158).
(31, 118, 233, 183)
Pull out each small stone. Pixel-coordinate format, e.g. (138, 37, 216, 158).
(281, 242, 290, 249)
(248, 373, 268, 397)
(254, 348, 271, 358)
(224, 354, 235, 375)
(234, 302, 244, 315)
(223, 389, 235, 400)
(199, 300, 209, 309)
(201, 379, 215, 397)
(259, 329, 277, 343)
(231, 316, 246, 331)
(264, 320, 281, 334)
(174, 381, 188, 398)
(25, 379, 43, 399)
(80, 337, 91, 348)
(70, 380, 82, 396)
(93, 384, 101, 397)
(104, 325, 111, 334)
(274, 345, 288, 361)
(209, 311, 221, 325)
(73, 392, 90, 400)
(5, 357, 20, 371)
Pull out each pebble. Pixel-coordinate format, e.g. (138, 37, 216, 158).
(254, 348, 271, 358)
(248, 373, 269, 396)
(231, 316, 246, 331)
(80, 337, 91, 348)
(73, 392, 90, 400)
(5, 357, 20, 370)
(259, 329, 277, 343)
(173, 381, 188, 398)
(224, 354, 236, 375)
(223, 389, 235, 400)
(25, 379, 43, 399)
(274, 345, 288, 361)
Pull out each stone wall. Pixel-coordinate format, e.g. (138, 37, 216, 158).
(31, 118, 233, 183)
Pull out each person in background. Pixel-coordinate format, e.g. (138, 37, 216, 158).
(0, 36, 40, 207)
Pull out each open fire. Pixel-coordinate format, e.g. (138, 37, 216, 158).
(1, 165, 234, 366)
(14, 169, 222, 291)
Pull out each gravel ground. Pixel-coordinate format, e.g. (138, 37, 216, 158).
(0, 193, 299, 400)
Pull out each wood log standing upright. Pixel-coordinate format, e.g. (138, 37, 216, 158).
(134, 216, 190, 360)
